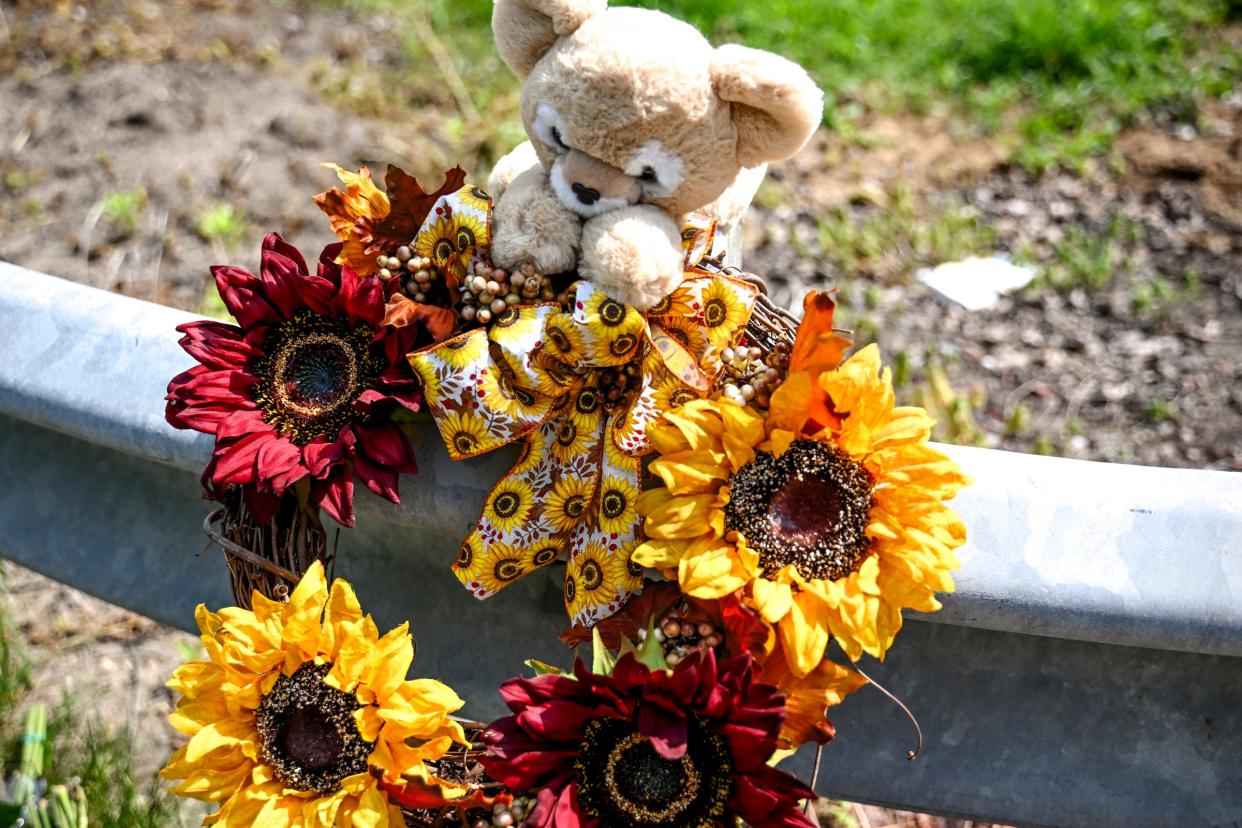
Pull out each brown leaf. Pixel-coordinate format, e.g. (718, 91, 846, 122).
(369, 165, 468, 252)
(559, 580, 684, 651)
(382, 294, 458, 342)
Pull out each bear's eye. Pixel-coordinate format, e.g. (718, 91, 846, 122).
(639, 166, 658, 183)
(550, 126, 568, 150)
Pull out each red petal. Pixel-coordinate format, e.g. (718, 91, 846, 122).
(302, 431, 354, 477)
(216, 409, 270, 441)
(211, 265, 281, 328)
(258, 232, 310, 319)
(315, 465, 355, 527)
(255, 435, 306, 493)
(337, 264, 385, 327)
(352, 452, 399, 503)
(210, 431, 271, 485)
(243, 485, 283, 524)
(358, 421, 417, 473)
(175, 321, 258, 368)
(636, 702, 687, 760)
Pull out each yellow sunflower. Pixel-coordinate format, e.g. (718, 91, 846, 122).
(603, 435, 641, 476)
(595, 474, 639, 537)
(565, 541, 636, 624)
(548, 416, 597, 464)
(481, 477, 535, 534)
(440, 409, 490, 459)
(414, 212, 487, 285)
(477, 366, 550, 421)
(454, 534, 484, 574)
(458, 185, 493, 212)
(160, 562, 466, 827)
(699, 278, 749, 346)
(653, 316, 709, 359)
(545, 474, 596, 533)
(510, 427, 546, 477)
(543, 311, 588, 363)
(436, 331, 489, 370)
(633, 342, 970, 674)
(468, 541, 529, 595)
(519, 540, 563, 571)
(568, 384, 605, 432)
(646, 282, 698, 319)
(580, 290, 645, 365)
(410, 357, 443, 405)
(651, 374, 702, 414)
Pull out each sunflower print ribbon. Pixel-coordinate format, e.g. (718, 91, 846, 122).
(407, 214, 757, 626)
(413, 185, 492, 286)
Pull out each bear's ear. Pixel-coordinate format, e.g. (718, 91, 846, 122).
(493, 0, 606, 79)
(711, 44, 824, 168)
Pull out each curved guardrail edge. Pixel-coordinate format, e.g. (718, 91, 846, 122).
(3, 260, 1241, 659)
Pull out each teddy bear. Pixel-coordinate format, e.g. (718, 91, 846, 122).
(486, 0, 823, 310)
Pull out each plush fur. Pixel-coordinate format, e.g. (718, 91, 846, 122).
(489, 0, 822, 309)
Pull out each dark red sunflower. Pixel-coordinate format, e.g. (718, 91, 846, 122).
(482, 650, 816, 828)
(166, 233, 424, 527)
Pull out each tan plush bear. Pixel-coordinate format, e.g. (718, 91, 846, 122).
(487, 0, 823, 310)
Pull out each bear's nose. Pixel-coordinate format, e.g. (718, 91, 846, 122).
(571, 183, 601, 206)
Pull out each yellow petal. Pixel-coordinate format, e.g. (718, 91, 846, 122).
(631, 539, 689, 571)
(649, 452, 729, 494)
(640, 492, 717, 540)
(778, 590, 831, 678)
(662, 400, 724, 452)
(184, 718, 253, 763)
(282, 561, 328, 662)
(358, 624, 414, 704)
(751, 577, 793, 624)
(766, 370, 813, 436)
(678, 540, 750, 598)
(349, 784, 392, 828)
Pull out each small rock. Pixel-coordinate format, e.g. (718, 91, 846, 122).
(916, 256, 1037, 311)
(1003, 198, 1032, 218)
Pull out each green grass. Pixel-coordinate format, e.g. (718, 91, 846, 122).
(194, 203, 250, 251)
(101, 186, 147, 240)
(0, 578, 187, 828)
(322, 0, 1241, 171)
(1130, 269, 1202, 319)
(1025, 214, 1140, 291)
(815, 186, 995, 283)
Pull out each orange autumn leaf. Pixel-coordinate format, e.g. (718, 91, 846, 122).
(759, 640, 867, 748)
(786, 290, 852, 436)
(383, 294, 458, 342)
(789, 290, 852, 376)
(314, 164, 391, 238)
(314, 163, 468, 279)
(313, 164, 392, 277)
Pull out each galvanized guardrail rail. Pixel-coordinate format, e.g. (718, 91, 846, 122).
(1, 260, 1240, 828)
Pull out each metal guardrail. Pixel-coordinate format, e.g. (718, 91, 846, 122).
(1, 261, 1240, 827)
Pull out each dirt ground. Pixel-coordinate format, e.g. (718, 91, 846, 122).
(0, 561, 198, 780)
(0, 0, 1238, 825)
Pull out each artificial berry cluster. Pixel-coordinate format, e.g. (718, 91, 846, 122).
(470, 795, 531, 827)
(720, 340, 791, 408)
(640, 606, 723, 667)
(592, 363, 644, 409)
(457, 260, 561, 324)
(376, 246, 439, 300)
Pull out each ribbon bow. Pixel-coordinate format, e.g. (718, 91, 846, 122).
(408, 200, 758, 626)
